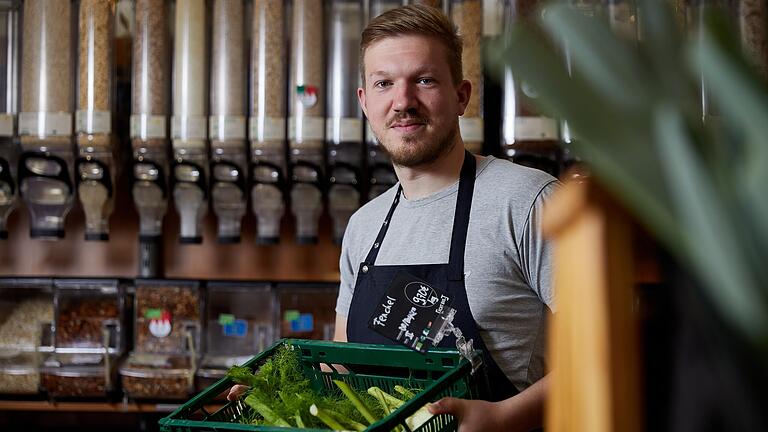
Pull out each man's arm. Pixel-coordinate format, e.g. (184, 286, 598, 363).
(333, 314, 348, 342)
(429, 373, 549, 432)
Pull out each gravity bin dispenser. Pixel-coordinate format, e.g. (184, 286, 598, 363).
(76, 0, 117, 241)
(364, 0, 399, 201)
(131, 0, 171, 276)
(289, 0, 325, 244)
(500, 0, 561, 177)
(326, 0, 364, 244)
(210, 0, 247, 244)
(17, 0, 75, 239)
(172, 0, 209, 244)
(249, 0, 287, 244)
(0, 1, 19, 239)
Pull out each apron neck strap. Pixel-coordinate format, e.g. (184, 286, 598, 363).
(363, 150, 477, 279)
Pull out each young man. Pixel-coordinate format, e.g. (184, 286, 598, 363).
(231, 5, 557, 430)
(335, 5, 558, 431)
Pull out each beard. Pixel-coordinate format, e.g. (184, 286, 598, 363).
(379, 112, 459, 168)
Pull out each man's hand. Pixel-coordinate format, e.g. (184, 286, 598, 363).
(226, 384, 249, 402)
(429, 374, 548, 432)
(428, 398, 506, 432)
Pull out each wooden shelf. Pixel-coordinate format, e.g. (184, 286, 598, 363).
(0, 400, 223, 413)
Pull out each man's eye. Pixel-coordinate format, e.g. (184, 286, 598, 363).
(417, 78, 434, 85)
(374, 81, 392, 89)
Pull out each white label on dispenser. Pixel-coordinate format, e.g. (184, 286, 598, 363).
(210, 115, 246, 141)
(250, 116, 286, 142)
(130, 114, 167, 139)
(172, 115, 208, 140)
(514, 117, 558, 141)
(18, 112, 73, 137)
(365, 122, 379, 145)
(288, 116, 325, 142)
(76, 110, 112, 134)
(326, 118, 363, 143)
(459, 117, 484, 142)
(0, 114, 13, 137)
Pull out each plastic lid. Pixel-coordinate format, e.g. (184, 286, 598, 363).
(119, 353, 194, 378)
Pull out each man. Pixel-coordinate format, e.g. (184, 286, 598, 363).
(335, 5, 557, 431)
(231, 5, 557, 431)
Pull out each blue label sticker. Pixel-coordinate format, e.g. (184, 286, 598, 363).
(223, 319, 249, 337)
(289, 313, 314, 333)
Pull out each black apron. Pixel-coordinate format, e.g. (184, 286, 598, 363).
(346, 150, 518, 402)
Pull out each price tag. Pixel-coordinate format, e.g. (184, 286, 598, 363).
(209, 115, 246, 141)
(250, 116, 286, 142)
(130, 114, 167, 139)
(76, 110, 112, 134)
(0, 114, 13, 137)
(368, 271, 453, 353)
(459, 117, 484, 142)
(171, 115, 207, 140)
(18, 112, 73, 137)
(288, 116, 324, 143)
(326, 118, 363, 143)
(513, 117, 558, 141)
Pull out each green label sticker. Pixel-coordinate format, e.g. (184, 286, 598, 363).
(145, 308, 162, 319)
(218, 313, 235, 326)
(284, 309, 300, 322)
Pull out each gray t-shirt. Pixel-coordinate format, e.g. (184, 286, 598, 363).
(336, 156, 558, 391)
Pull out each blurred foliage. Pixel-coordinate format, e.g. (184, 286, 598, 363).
(487, 0, 768, 351)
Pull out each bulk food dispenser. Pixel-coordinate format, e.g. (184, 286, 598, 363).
(210, 0, 247, 243)
(451, 0, 484, 154)
(17, 0, 75, 239)
(0, 278, 54, 395)
(195, 282, 276, 392)
(0, 0, 19, 239)
(76, 0, 117, 241)
(249, 0, 287, 244)
(119, 280, 201, 400)
(289, 0, 325, 244)
(277, 282, 338, 340)
(326, 0, 363, 244)
(172, 0, 209, 244)
(365, 0, 399, 201)
(500, 0, 561, 177)
(131, 0, 170, 276)
(40, 279, 123, 398)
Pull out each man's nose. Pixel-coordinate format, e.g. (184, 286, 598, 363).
(392, 83, 418, 112)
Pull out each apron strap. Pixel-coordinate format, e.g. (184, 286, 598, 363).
(363, 150, 476, 273)
(447, 151, 476, 281)
(363, 185, 402, 265)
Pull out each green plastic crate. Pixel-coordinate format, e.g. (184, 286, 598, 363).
(159, 339, 490, 432)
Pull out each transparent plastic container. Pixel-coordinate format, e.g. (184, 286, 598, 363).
(18, 0, 74, 239)
(133, 280, 201, 354)
(76, 0, 117, 241)
(53, 279, 123, 354)
(500, 0, 561, 177)
(120, 353, 195, 399)
(210, 0, 247, 243)
(0, 351, 42, 395)
(0, 1, 19, 239)
(0, 278, 54, 352)
(451, 0, 484, 154)
(250, 0, 287, 244)
(277, 283, 338, 340)
(289, 0, 325, 244)
(327, 0, 363, 244)
(132, 0, 170, 269)
(40, 353, 117, 398)
(369, 0, 402, 19)
(172, 0, 209, 243)
(196, 282, 276, 392)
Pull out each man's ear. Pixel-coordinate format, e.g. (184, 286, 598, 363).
(456, 79, 472, 116)
(357, 86, 368, 118)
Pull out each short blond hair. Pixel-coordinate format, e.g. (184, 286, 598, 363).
(360, 5, 463, 85)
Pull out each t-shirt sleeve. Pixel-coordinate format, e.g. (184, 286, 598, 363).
(521, 180, 559, 312)
(335, 221, 357, 317)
